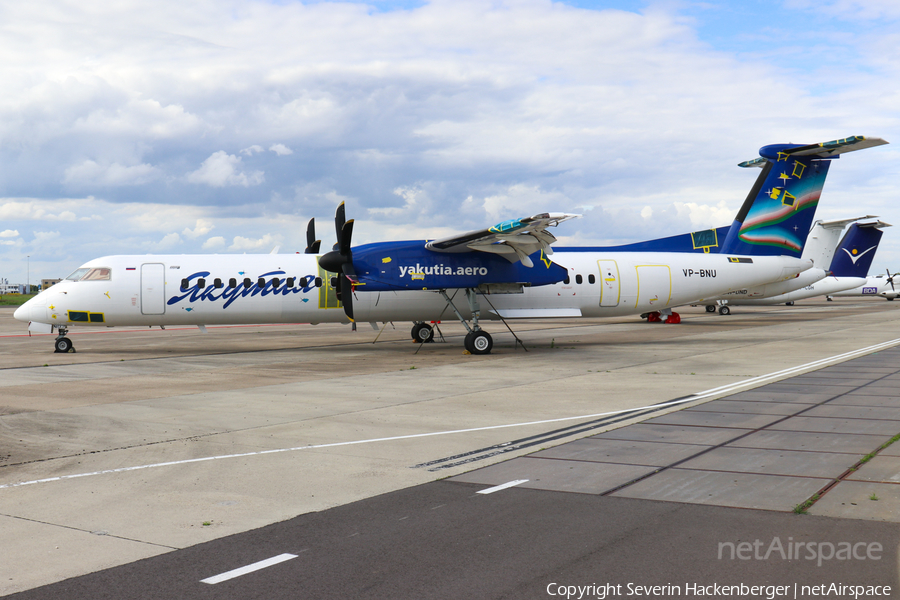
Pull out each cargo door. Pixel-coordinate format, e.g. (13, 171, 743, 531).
(636, 265, 671, 309)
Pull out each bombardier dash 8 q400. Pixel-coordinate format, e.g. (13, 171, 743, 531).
(15, 135, 887, 354)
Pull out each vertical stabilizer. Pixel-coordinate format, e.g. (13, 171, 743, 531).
(829, 221, 889, 277)
(720, 136, 887, 257)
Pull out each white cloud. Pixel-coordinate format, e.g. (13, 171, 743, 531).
(158, 232, 182, 249)
(0, 229, 19, 238)
(269, 143, 293, 156)
(228, 234, 280, 251)
(241, 145, 264, 156)
(186, 151, 265, 188)
(183, 219, 215, 239)
(63, 160, 161, 186)
(202, 236, 226, 249)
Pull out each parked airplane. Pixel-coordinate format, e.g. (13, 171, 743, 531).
(829, 270, 900, 301)
(14, 136, 886, 354)
(700, 218, 887, 313)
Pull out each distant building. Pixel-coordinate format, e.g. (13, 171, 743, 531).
(0, 279, 26, 294)
(41, 278, 62, 291)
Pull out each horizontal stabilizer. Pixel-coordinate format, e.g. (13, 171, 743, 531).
(741, 136, 888, 166)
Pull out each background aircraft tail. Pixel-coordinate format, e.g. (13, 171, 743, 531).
(828, 220, 889, 277)
(719, 136, 887, 257)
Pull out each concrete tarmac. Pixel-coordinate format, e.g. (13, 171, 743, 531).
(1, 299, 900, 597)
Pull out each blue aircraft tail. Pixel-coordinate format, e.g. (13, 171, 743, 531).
(829, 221, 887, 277)
(719, 136, 887, 257)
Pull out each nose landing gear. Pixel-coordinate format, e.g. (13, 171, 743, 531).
(54, 327, 75, 353)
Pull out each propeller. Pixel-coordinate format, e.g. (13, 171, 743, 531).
(304, 218, 321, 254)
(319, 202, 356, 321)
(887, 269, 896, 292)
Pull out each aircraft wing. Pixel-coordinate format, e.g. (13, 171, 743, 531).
(424, 212, 580, 267)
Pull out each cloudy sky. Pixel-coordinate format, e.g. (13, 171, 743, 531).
(2, 0, 899, 285)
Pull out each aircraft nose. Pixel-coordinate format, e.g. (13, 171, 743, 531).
(14, 296, 48, 324)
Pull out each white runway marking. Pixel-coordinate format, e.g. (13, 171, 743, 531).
(201, 553, 298, 584)
(3, 338, 899, 491)
(477, 480, 529, 494)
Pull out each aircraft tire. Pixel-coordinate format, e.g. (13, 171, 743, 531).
(465, 331, 493, 355)
(785, 301, 794, 306)
(705, 305, 716, 313)
(411, 323, 434, 343)
(54, 337, 73, 353)
(718, 306, 731, 315)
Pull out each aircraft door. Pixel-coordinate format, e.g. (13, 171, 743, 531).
(141, 263, 166, 315)
(597, 259, 620, 307)
(636, 265, 672, 309)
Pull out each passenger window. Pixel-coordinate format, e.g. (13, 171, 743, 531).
(257, 278, 265, 288)
(197, 278, 206, 289)
(181, 278, 189, 290)
(243, 278, 252, 289)
(229, 278, 236, 288)
(588, 274, 596, 284)
(286, 277, 295, 287)
(563, 276, 570, 285)
(576, 274, 583, 284)
(315, 277, 323, 287)
(214, 278, 223, 288)
(272, 277, 280, 288)
(299, 277, 309, 287)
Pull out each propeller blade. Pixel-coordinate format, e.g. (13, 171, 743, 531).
(340, 276, 355, 321)
(333, 202, 346, 251)
(305, 218, 322, 254)
(340, 219, 354, 258)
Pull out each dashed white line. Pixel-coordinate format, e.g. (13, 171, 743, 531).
(201, 553, 298, 585)
(3, 337, 899, 491)
(477, 479, 529, 494)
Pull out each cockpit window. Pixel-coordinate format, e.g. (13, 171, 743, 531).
(66, 268, 91, 281)
(65, 267, 112, 281)
(81, 268, 112, 281)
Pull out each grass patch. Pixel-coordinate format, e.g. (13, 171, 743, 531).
(793, 494, 820, 514)
(0, 294, 36, 306)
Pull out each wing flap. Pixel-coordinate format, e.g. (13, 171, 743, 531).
(425, 213, 580, 266)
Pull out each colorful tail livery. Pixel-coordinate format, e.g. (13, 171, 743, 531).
(720, 136, 887, 257)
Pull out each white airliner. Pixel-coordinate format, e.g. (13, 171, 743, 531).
(14, 136, 887, 354)
(829, 271, 900, 301)
(700, 217, 888, 314)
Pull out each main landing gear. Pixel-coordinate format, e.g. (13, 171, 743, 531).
(411, 322, 435, 343)
(54, 326, 75, 353)
(704, 301, 730, 315)
(439, 288, 494, 355)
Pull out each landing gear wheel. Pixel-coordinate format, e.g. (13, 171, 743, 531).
(410, 322, 434, 343)
(785, 301, 794, 306)
(54, 337, 73, 353)
(705, 305, 716, 313)
(718, 305, 731, 315)
(464, 330, 493, 355)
